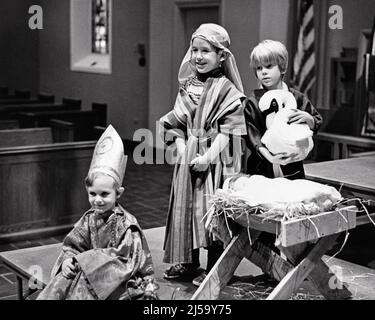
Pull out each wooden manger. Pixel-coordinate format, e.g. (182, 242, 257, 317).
(230, 206, 357, 247)
(192, 204, 358, 300)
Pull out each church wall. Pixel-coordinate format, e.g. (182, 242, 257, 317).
(37, 0, 149, 141)
(0, 0, 40, 94)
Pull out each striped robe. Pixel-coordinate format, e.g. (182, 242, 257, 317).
(160, 76, 246, 264)
(37, 205, 154, 300)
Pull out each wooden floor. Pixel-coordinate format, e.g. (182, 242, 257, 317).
(1, 155, 375, 300)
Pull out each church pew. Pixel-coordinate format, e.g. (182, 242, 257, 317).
(0, 90, 30, 102)
(50, 119, 106, 142)
(0, 93, 54, 106)
(18, 103, 107, 133)
(49, 119, 75, 142)
(0, 87, 8, 97)
(349, 150, 375, 158)
(313, 132, 375, 161)
(0, 140, 96, 242)
(0, 127, 53, 148)
(0, 98, 81, 120)
(0, 118, 97, 147)
(0, 120, 19, 130)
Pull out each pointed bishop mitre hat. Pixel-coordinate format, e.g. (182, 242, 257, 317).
(88, 125, 127, 186)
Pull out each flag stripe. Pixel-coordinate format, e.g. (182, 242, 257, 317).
(299, 53, 315, 85)
(292, 0, 315, 96)
(294, 41, 315, 85)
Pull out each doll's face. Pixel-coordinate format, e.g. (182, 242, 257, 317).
(256, 63, 283, 90)
(87, 174, 123, 213)
(190, 37, 223, 74)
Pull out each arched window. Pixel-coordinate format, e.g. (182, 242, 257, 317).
(70, 0, 112, 74)
(92, 0, 109, 54)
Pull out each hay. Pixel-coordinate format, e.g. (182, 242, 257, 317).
(207, 189, 342, 228)
(224, 281, 274, 300)
(224, 281, 324, 300)
(205, 189, 357, 247)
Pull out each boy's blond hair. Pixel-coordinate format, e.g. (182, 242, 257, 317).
(84, 171, 122, 194)
(250, 40, 288, 77)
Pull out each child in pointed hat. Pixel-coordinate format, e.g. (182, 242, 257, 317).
(37, 125, 157, 300)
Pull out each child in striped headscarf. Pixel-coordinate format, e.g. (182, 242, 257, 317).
(159, 23, 247, 286)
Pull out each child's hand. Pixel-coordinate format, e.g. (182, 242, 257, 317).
(62, 258, 79, 279)
(271, 152, 298, 166)
(287, 109, 315, 130)
(190, 154, 209, 172)
(259, 146, 297, 166)
(175, 137, 186, 161)
(176, 143, 186, 158)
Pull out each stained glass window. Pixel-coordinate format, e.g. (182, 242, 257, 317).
(92, 0, 109, 54)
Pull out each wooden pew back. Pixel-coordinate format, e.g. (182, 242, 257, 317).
(19, 106, 106, 127)
(0, 103, 81, 120)
(313, 132, 375, 161)
(50, 119, 107, 142)
(18, 104, 107, 141)
(0, 120, 19, 130)
(0, 141, 96, 241)
(0, 87, 8, 97)
(0, 93, 54, 106)
(0, 90, 30, 103)
(0, 97, 82, 120)
(0, 127, 53, 148)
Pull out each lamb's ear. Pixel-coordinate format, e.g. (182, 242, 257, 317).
(270, 98, 280, 112)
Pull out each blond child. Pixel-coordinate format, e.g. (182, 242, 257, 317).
(37, 125, 155, 300)
(244, 39, 323, 180)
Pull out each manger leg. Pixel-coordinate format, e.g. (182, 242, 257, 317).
(191, 229, 255, 300)
(16, 276, 24, 300)
(192, 228, 297, 300)
(266, 234, 340, 300)
(306, 259, 352, 300)
(279, 237, 352, 300)
(245, 237, 294, 282)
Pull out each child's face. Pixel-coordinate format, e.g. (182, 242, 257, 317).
(190, 38, 222, 74)
(256, 63, 283, 90)
(87, 174, 122, 214)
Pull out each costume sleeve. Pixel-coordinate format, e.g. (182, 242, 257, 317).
(74, 226, 154, 300)
(296, 93, 323, 134)
(217, 99, 247, 136)
(159, 90, 189, 146)
(209, 79, 246, 136)
(243, 96, 266, 155)
(50, 215, 91, 277)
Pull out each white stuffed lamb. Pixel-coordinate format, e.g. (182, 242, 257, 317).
(259, 89, 314, 162)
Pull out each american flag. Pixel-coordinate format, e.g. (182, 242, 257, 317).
(292, 0, 315, 96)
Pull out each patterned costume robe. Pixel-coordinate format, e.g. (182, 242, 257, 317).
(160, 75, 246, 264)
(244, 87, 323, 180)
(37, 204, 154, 300)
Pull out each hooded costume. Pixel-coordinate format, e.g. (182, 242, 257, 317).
(159, 23, 247, 264)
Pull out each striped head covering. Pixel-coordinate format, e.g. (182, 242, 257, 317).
(178, 23, 244, 93)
